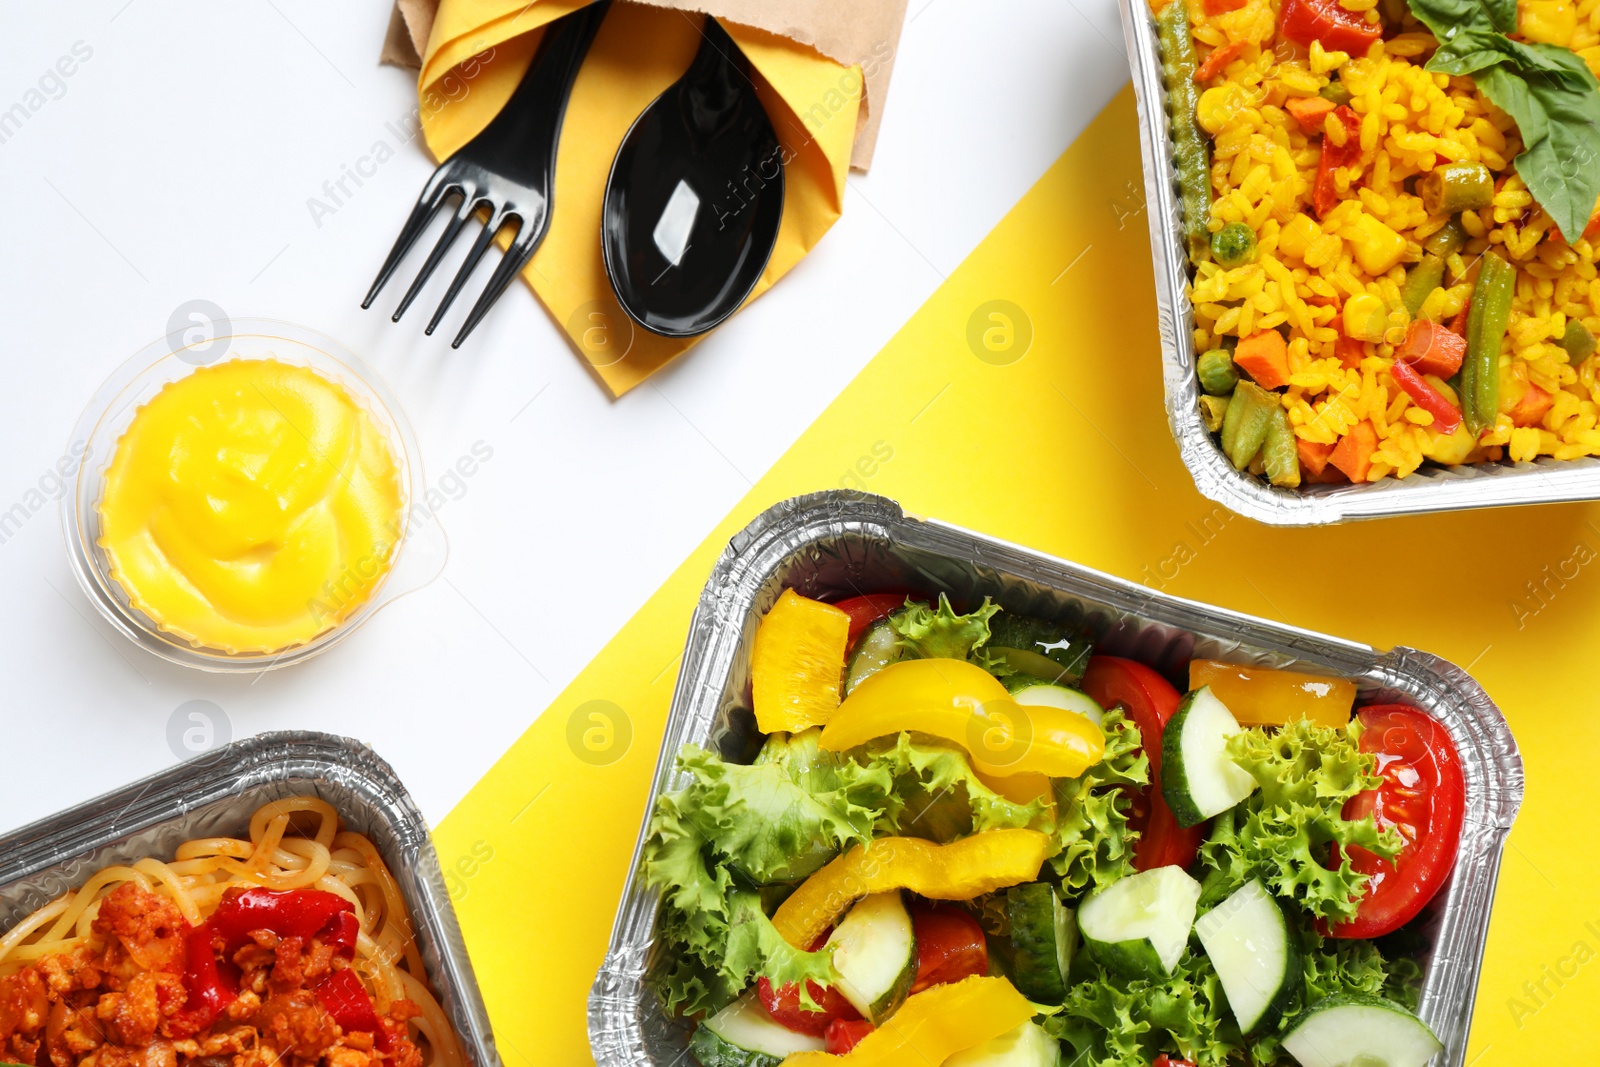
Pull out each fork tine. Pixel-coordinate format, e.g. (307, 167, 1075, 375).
(362, 174, 456, 309)
(425, 207, 508, 337)
(392, 194, 479, 323)
(451, 218, 542, 348)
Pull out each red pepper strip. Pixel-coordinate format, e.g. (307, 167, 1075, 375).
(177, 889, 359, 1033)
(1448, 303, 1471, 337)
(315, 967, 391, 1049)
(209, 887, 356, 954)
(1390, 360, 1462, 434)
(1278, 0, 1382, 53)
(168, 924, 240, 1035)
(1312, 105, 1363, 219)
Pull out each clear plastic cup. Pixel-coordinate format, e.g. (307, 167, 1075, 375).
(61, 318, 447, 673)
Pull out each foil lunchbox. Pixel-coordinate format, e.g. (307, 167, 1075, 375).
(589, 490, 1523, 1066)
(0, 731, 499, 1067)
(1115, 0, 1600, 524)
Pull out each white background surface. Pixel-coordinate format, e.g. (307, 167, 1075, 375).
(0, 0, 1128, 830)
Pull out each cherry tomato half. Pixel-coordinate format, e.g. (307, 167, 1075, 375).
(1325, 705, 1465, 940)
(1153, 1056, 1197, 1067)
(908, 904, 988, 993)
(832, 593, 912, 648)
(825, 1018, 875, 1055)
(756, 975, 861, 1037)
(1278, 0, 1382, 53)
(1081, 657, 1205, 871)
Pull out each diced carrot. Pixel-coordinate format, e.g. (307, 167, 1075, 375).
(1509, 383, 1553, 427)
(1585, 213, 1600, 244)
(1204, 0, 1249, 12)
(1296, 438, 1336, 476)
(1335, 333, 1365, 369)
(1328, 421, 1378, 482)
(1285, 96, 1337, 133)
(1398, 320, 1467, 377)
(1195, 41, 1245, 82)
(1307, 462, 1350, 484)
(1234, 329, 1291, 389)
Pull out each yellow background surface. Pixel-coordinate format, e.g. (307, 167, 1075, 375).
(433, 87, 1592, 1064)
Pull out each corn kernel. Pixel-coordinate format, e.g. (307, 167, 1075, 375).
(1346, 213, 1408, 274)
(1345, 293, 1388, 341)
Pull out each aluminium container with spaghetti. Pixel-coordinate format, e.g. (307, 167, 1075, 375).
(589, 490, 1522, 1067)
(0, 731, 499, 1067)
(1115, 0, 1600, 524)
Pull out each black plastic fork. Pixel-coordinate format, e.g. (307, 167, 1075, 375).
(362, 1, 610, 347)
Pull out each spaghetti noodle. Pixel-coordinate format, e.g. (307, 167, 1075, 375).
(0, 798, 465, 1067)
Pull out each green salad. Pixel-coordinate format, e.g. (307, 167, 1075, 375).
(640, 589, 1461, 1067)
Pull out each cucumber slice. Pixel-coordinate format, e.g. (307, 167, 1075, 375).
(1007, 682, 1105, 727)
(844, 620, 900, 694)
(1193, 879, 1300, 1033)
(1078, 866, 1202, 979)
(1161, 686, 1258, 828)
(1005, 883, 1076, 1002)
(694, 991, 825, 1066)
(825, 891, 917, 1022)
(987, 615, 1093, 682)
(1281, 994, 1442, 1067)
(942, 1021, 1062, 1067)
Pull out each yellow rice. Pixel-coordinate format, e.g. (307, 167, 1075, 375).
(1181, 0, 1600, 480)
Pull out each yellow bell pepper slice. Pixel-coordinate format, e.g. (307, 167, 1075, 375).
(819, 658, 1104, 778)
(753, 589, 851, 734)
(772, 830, 1050, 950)
(1188, 659, 1356, 730)
(779, 975, 1034, 1067)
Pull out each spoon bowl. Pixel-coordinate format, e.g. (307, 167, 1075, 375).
(601, 17, 785, 337)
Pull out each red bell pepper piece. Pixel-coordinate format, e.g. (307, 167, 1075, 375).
(1398, 320, 1467, 377)
(1278, 0, 1382, 53)
(176, 888, 359, 1033)
(316, 967, 385, 1039)
(824, 1019, 875, 1055)
(1390, 360, 1462, 434)
(1312, 105, 1363, 219)
(1194, 40, 1245, 82)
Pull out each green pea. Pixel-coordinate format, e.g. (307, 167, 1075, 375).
(1562, 320, 1596, 363)
(1197, 349, 1241, 395)
(1211, 222, 1258, 269)
(1319, 80, 1352, 106)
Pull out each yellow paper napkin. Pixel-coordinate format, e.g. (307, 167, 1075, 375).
(415, 0, 862, 395)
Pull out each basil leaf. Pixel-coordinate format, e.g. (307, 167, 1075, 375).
(1405, 0, 1515, 37)
(1415, 11, 1600, 242)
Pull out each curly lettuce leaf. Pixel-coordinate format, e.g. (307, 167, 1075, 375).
(641, 736, 888, 1013)
(863, 732, 1054, 841)
(1245, 924, 1425, 1062)
(889, 594, 1006, 667)
(1198, 719, 1401, 923)
(1050, 706, 1149, 895)
(1045, 950, 1241, 1067)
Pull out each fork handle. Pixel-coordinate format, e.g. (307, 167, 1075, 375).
(468, 1, 611, 176)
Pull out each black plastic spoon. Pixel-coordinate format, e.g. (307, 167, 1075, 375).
(601, 17, 785, 337)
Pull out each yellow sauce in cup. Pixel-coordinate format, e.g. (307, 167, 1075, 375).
(97, 359, 404, 654)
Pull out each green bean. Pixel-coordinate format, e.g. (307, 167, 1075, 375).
(1462, 252, 1516, 434)
(1221, 381, 1276, 469)
(1200, 393, 1231, 431)
(1422, 216, 1468, 258)
(1210, 222, 1257, 269)
(1158, 0, 1212, 265)
(1197, 349, 1241, 395)
(1319, 80, 1352, 106)
(1262, 404, 1302, 488)
(1400, 255, 1446, 319)
(1561, 320, 1596, 363)
(1418, 163, 1494, 216)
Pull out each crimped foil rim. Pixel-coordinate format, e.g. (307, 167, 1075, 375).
(1116, 0, 1600, 525)
(589, 490, 1524, 1067)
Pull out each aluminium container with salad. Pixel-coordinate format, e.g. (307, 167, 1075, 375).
(1126, 0, 1600, 518)
(592, 495, 1518, 1067)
